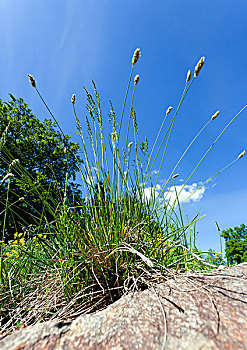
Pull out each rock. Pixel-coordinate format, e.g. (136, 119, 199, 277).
(0, 263, 247, 350)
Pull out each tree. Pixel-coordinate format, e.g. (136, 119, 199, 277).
(221, 224, 247, 265)
(0, 95, 82, 239)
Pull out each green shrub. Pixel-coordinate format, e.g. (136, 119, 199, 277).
(221, 224, 247, 265)
(0, 96, 82, 239)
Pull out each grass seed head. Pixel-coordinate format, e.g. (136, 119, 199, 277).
(215, 221, 220, 231)
(128, 142, 133, 148)
(71, 94, 76, 105)
(134, 74, 140, 86)
(172, 173, 179, 178)
(132, 48, 141, 67)
(194, 57, 205, 77)
(186, 70, 191, 83)
(1, 173, 14, 184)
(166, 106, 173, 116)
(28, 74, 36, 88)
(238, 150, 246, 159)
(211, 110, 220, 121)
(9, 159, 20, 170)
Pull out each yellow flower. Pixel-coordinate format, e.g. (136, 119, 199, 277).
(12, 240, 18, 246)
(19, 238, 25, 246)
(38, 234, 43, 238)
(0, 240, 4, 243)
(14, 232, 23, 238)
(36, 243, 39, 246)
(11, 250, 18, 254)
(43, 235, 47, 239)
(6, 252, 11, 257)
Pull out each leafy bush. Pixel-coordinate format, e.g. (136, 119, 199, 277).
(221, 224, 247, 265)
(0, 96, 82, 239)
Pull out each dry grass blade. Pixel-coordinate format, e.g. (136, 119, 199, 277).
(109, 242, 154, 268)
(151, 285, 167, 350)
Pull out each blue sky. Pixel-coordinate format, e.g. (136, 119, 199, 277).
(1, 1, 247, 253)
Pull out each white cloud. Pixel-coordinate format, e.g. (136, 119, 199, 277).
(138, 181, 206, 207)
(85, 174, 96, 186)
(141, 186, 160, 203)
(163, 183, 206, 207)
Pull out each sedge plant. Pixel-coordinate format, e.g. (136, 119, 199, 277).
(0, 49, 246, 336)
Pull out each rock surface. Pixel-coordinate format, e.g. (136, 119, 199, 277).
(1, 263, 247, 350)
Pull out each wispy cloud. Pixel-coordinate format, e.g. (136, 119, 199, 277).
(163, 183, 206, 207)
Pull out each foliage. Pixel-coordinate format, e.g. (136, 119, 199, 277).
(221, 224, 247, 265)
(204, 248, 224, 266)
(0, 96, 82, 239)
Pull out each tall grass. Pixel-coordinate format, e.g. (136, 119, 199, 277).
(0, 49, 246, 336)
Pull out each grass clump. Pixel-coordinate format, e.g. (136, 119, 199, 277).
(0, 49, 246, 336)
